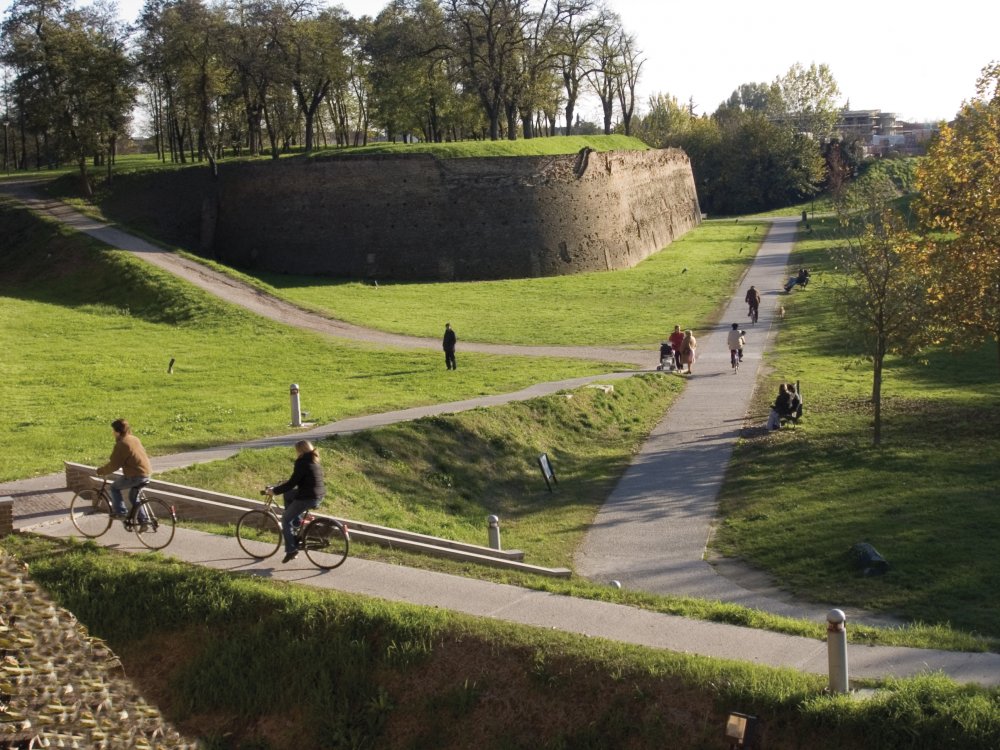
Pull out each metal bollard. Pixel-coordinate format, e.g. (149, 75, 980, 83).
(827, 608, 849, 694)
(290, 383, 302, 427)
(487, 515, 501, 550)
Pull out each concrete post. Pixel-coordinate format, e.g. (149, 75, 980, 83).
(487, 515, 501, 550)
(290, 384, 302, 427)
(827, 608, 849, 694)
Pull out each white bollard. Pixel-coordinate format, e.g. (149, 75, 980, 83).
(487, 515, 501, 550)
(827, 608, 849, 694)
(290, 383, 302, 427)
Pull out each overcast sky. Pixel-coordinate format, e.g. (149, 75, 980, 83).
(3, 0, 996, 123)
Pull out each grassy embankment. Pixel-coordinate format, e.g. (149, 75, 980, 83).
(205, 217, 756, 347)
(713, 215, 1000, 641)
(0, 200, 619, 482)
(4, 536, 998, 750)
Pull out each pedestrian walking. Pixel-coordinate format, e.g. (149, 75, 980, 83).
(443, 323, 457, 370)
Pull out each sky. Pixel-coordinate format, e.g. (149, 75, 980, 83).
(2, 0, 997, 123)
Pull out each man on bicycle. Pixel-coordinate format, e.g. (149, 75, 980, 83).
(96, 418, 152, 518)
(745, 286, 761, 321)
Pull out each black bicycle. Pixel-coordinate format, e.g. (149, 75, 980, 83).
(748, 304, 759, 325)
(236, 490, 349, 570)
(69, 477, 176, 550)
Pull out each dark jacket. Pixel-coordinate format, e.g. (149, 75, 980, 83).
(273, 454, 326, 501)
(443, 327, 457, 352)
(774, 390, 793, 416)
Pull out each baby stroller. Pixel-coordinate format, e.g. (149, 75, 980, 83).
(657, 342, 676, 371)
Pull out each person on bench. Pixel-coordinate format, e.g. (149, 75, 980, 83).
(767, 383, 793, 430)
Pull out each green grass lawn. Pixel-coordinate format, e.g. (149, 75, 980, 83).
(0, 200, 619, 482)
(713, 216, 1000, 639)
(307, 133, 649, 159)
(202, 217, 764, 346)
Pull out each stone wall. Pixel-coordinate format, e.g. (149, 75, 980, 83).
(99, 148, 700, 281)
(207, 147, 700, 281)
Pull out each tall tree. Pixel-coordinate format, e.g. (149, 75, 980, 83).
(1, 0, 135, 191)
(446, 0, 531, 141)
(281, 7, 349, 154)
(771, 62, 841, 138)
(160, 0, 227, 173)
(834, 177, 931, 445)
(585, 11, 621, 135)
(612, 28, 641, 136)
(916, 62, 1000, 374)
(553, 0, 599, 136)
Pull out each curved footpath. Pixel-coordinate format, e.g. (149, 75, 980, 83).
(2, 188, 998, 687)
(0, 181, 647, 368)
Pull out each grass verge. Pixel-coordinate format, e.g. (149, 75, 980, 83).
(4, 536, 998, 750)
(713, 215, 1000, 641)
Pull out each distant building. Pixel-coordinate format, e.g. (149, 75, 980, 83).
(836, 109, 939, 156)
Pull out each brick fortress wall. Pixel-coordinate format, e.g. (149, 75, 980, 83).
(100, 148, 700, 281)
(205, 147, 701, 281)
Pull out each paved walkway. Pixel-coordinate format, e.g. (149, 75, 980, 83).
(574, 219, 897, 625)
(3, 188, 999, 687)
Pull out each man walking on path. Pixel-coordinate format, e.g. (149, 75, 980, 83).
(443, 323, 457, 370)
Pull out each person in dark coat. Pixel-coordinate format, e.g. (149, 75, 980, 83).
(266, 439, 326, 563)
(443, 323, 457, 370)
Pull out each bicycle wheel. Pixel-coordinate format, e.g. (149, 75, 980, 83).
(133, 498, 176, 550)
(302, 518, 349, 570)
(236, 510, 282, 558)
(69, 489, 113, 538)
(751, 307, 759, 324)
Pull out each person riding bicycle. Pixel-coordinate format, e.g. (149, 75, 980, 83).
(727, 323, 745, 364)
(267, 439, 326, 563)
(96, 418, 152, 520)
(745, 286, 761, 319)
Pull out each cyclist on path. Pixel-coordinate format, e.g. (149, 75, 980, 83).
(745, 286, 761, 320)
(267, 440, 326, 563)
(96, 419, 152, 518)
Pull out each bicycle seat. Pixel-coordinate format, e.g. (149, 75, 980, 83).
(136, 478, 151, 487)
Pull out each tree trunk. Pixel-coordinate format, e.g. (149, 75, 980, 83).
(872, 343, 885, 446)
